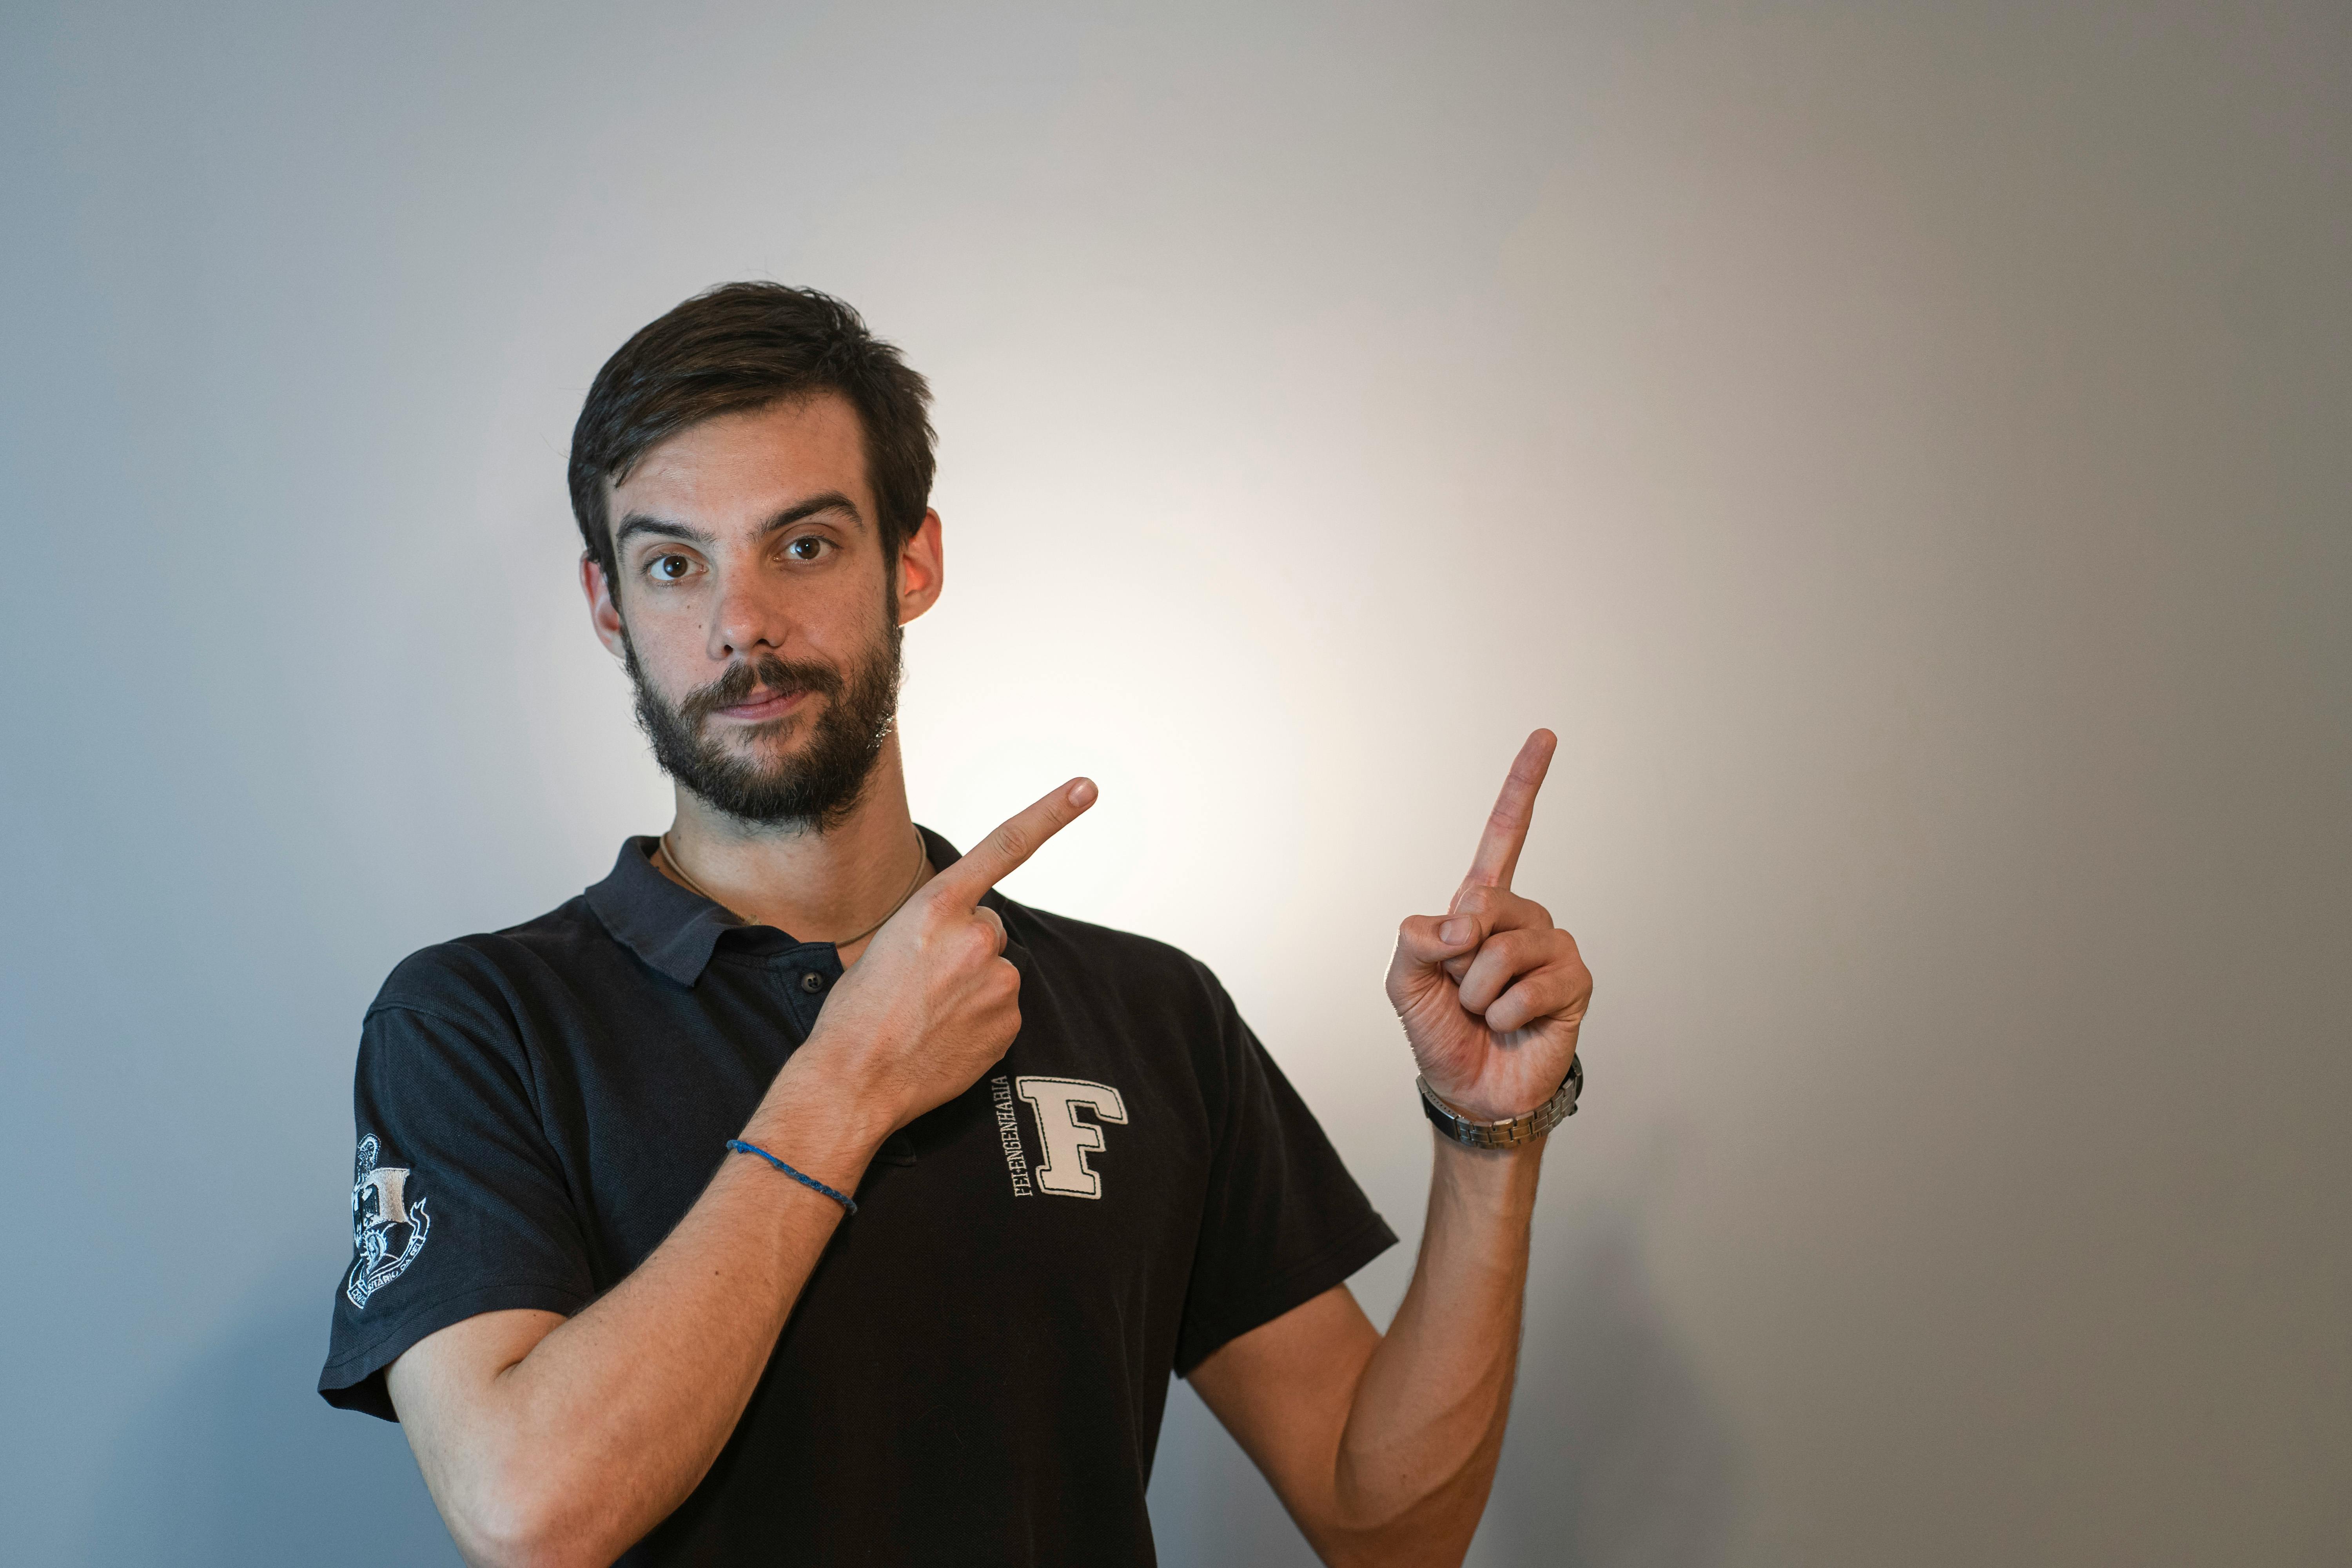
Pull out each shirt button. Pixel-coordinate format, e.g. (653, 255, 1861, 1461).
(800, 971, 826, 994)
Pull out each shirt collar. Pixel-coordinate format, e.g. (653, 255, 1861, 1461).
(584, 826, 965, 987)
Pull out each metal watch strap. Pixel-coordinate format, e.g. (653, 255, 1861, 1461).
(1418, 1056, 1582, 1149)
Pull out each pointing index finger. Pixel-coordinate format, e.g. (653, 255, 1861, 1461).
(932, 778, 1098, 908)
(1460, 729, 1556, 895)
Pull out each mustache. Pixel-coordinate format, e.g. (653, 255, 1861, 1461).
(678, 654, 845, 724)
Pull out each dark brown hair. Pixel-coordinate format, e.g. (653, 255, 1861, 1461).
(567, 283, 936, 584)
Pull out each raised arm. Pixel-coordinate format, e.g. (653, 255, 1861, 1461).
(1189, 731, 1591, 1566)
(387, 780, 1096, 1568)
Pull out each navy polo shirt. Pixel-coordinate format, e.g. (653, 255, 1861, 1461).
(319, 828, 1396, 1566)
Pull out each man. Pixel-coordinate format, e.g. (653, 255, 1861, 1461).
(319, 283, 1593, 1568)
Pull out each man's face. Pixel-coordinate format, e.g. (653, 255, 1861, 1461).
(583, 393, 941, 830)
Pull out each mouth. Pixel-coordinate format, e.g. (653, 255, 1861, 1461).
(711, 687, 808, 724)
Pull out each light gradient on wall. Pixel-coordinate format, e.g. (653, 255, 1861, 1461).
(3, 2, 2346, 1564)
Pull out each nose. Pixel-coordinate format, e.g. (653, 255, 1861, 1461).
(708, 571, 789, 663)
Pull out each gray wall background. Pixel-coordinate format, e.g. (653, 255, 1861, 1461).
(4, 2, 2346, 1563)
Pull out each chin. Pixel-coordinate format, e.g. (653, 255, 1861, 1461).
(716, 714, 806, 750)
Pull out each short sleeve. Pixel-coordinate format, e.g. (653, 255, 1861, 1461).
(318, 960, 595, 1420)
(1173, 981, 1398, 1374)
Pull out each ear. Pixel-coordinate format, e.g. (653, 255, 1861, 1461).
(582, 553, 630, 658)
(895, 510, 946, 625)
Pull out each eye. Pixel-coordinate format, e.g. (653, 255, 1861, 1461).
(784, 536, 829, 563)
(646, 552, 698, 583)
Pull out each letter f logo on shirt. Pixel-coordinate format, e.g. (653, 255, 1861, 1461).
(1013, 1077, 1127, 1199)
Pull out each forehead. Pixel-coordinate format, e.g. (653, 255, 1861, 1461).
(612, 391, 871, 527)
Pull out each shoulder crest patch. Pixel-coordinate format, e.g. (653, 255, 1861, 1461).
(346, 1135, 430, 1309)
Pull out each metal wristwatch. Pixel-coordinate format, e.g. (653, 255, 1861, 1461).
(1418, 1056, 1582, 1149)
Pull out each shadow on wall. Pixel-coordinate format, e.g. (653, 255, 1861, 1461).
(1151, 1204, 1736, 1567)
(1478, 1210, 1739, 1566)
(82, 1259, 458, 1568)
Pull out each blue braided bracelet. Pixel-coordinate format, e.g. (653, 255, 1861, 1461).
(726, 1139, 858, 1215)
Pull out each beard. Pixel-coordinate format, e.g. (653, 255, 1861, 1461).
(622, 612, 903, 832)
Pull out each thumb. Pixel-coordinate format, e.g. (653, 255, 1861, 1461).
(1395, 913, 1481, 971)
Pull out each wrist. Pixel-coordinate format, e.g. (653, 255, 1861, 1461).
(1425, 1087, 1543, 1122)
(1416, 1069, 1557, 1124)
(1430, 1123, 1548, 1164)
(744, 1053, 894, 1189)
(1428, 1125, 1548, 1221)
(1430, 1127, 1549, 1203)
(1418, 1057, 1581, 1149)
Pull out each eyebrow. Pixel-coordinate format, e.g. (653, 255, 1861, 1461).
(613, 514, 715, 550)
(612, 492, 864, 554)
(753, 492, 864, 539)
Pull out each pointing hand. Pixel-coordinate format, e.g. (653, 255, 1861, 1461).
(1385, 731, 1592, 1125)
(802, 779, 1097, 1132)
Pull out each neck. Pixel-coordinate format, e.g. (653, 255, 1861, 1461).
(656, 732, 932, 963)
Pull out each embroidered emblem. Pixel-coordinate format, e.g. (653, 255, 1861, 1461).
(346, 1135, 430, 1309)
(1013, 1076, 1128, 1199)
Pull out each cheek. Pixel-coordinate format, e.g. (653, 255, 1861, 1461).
(620, 604, 714, 687)
(785, 578, 883, 655)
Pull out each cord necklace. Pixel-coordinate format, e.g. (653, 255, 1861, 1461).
(658, 826, 928, 949)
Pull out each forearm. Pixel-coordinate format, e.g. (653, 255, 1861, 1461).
(400, 1067, 884, 1568)
(1330, 1132, 1543, 1562)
